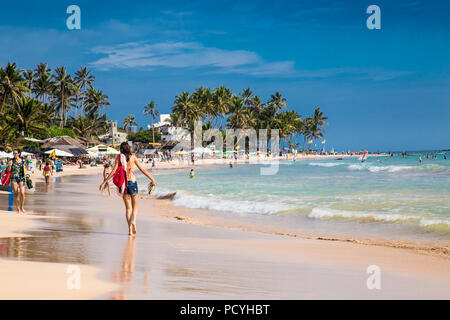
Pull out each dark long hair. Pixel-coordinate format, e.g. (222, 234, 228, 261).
(120, 142, 132, 162)
(13, 149, 22, 162)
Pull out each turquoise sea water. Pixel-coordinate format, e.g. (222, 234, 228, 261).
(139, 152, 450, 242)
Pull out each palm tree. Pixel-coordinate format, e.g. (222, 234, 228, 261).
(268, 91, 287, 113)
(301, 117, 313, 152)
(165, 111, 182, 127)
(172, 91, 202, 151)
(312, 107, 328, 129)
(143, 100, 160, 143)
(277, 110, 300, 149)
(34, 62, 51, 79)
(240, 88, 253, 107)
(84, 86, 110, 115)
(249, 95, 264, 115)
(192, 87, 213, 125)
(212, 86, 233, 129)
(22, 69, 34, 92)
(33, 73, 54, 103)
(307, 121, 324, 151)
(3, 96, 49, 138)
(68, 113, 108, 139)
(0, 62, 29, 114)
(227, 97, 256, 129)
(74, 67, 95, 116)
(52, 67, 77, 127)
(123, 114, 137, 132)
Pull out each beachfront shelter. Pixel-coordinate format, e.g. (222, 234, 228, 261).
(41, 136, 88, 156)
(87, 145, 120, 155)
(44, 149, 74, 157)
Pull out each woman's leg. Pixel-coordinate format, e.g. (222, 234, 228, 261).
(19, 182, 26, 214)
(130, 195, 138, 234)
(122, 194, 132, 235)
(11, 182, 20, 214)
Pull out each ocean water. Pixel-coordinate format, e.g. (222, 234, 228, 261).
(139, 152, 450, 242)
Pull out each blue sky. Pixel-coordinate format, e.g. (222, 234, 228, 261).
(1, 0, 449, 151)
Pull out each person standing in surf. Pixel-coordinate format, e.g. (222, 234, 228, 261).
(100, 142, 157, 235)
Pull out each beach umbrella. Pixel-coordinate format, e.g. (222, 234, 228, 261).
(106, 148, 120, 155)
(87, 151, 99, 158)
(0, 151, 13, 158)
(45, 149, 74, 157)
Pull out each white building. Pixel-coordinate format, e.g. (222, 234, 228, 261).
(153, 114, 189, 143)
(99, 120, 128, 145)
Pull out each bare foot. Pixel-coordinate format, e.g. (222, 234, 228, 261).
(131, 223, 137, 234)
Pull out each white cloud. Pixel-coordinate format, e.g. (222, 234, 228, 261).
(89, 41, 296, 75)
(90, 41, 413, 80)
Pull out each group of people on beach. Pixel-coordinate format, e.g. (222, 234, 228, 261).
(1, 143, 158, 236)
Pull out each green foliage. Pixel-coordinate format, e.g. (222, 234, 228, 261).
(23, 140, 40, 150)
(128, 130, 161, 143)
(0, 61, 110, 149)
(47, 126, 77, 139)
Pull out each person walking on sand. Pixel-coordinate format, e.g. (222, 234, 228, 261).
(100, 142, 157, 235)
(7, 150, 27, 214)
(42, 161, 52, 185)
(101, 163, 112, 196)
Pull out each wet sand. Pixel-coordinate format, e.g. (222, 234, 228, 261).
(0, 211, 118, 299)
(0, 173, 449, 299)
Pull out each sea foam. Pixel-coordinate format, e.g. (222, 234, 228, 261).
(308, 162, 344, 167)
(171, 191, 292, 215)
(308, 207, 450, 228)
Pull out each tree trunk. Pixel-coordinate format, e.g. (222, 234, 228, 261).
(0, 92, 7, 114)
(151, 116, 155, 143)
(190, 130, 195, 151)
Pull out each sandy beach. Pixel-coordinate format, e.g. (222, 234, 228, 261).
(0, 211, 118, 299)
(0, 160, 449, 299)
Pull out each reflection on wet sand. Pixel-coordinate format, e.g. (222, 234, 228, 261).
(0, 237, 25, 260)
(110, 236, 136, 300)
